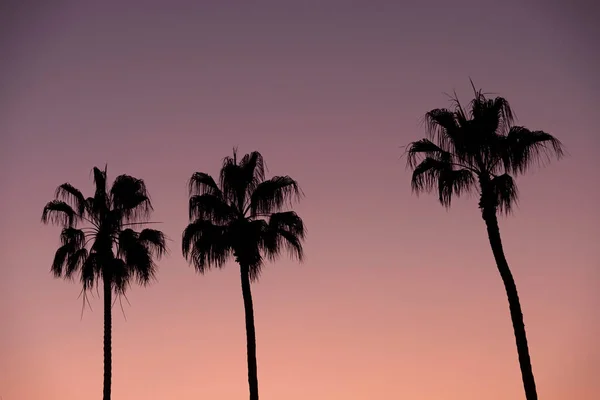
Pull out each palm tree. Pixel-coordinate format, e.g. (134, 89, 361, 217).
(182, 149, 306, 400)
(41, 165, 167, 400)
(405, 84, 563, 400)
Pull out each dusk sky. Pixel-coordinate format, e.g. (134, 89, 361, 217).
(1, 1, 598, 399)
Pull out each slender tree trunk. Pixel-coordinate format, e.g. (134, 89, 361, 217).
(239, 264, 259, 400)
(103, 276, 112, 400)
(482, 208, 538, 400)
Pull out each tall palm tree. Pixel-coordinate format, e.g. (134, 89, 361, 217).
(182, 149, 306, 400)
(41, 165, 167, 400)
(405, 84, 563, 400)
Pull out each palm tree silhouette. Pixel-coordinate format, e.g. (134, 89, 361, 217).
(182, 149, 306, 400)
(405, 84, 563, 400)
(41, 166, 167, 400)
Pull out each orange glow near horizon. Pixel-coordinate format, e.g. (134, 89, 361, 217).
(1, 1, 598, 399)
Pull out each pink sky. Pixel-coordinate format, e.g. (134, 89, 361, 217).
(1, 1, 598, 399)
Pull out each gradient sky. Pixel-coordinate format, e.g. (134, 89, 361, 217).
(1, 1, 598, 399)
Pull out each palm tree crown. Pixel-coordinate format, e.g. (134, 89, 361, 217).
(406, 85, 564, 212)
(182, 149, 306, 280)
(41, 166, 167, 295)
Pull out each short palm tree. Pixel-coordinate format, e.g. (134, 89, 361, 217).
(41, 166, 167, 400)
(182, 149, 306, 400)
(405, 85, 563, 400)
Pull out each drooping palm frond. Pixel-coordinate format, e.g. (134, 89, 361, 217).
(80, 252, 102, 291)
(182, 220, 231, 272)
(110, 175, 152, 222)
(438, 168, 477, 207)
(189, 172, 223, 197)
(42, 200, 79, 227)
(51, 227, 87, 278)
(261, 211, 305, 262)
(60, 226, 86, 247)
(423, 109, 461, 151)
(189, 194, 237, 223)
(406, 138, 451, 169)
(249, 176, 302, 216)
(137, 229, 168, 258)
(488, 174, 519, 215)
(65, 248, 89, 279)
(84, 197, 97, 222)
(410, 157, 449, 192)
(55, 183, 86, 216)
(501, 127, 564, 174)
(409, 145, 477, 207)
(117, 228, 164, 285)
(270, 211, 305, 238)
(111, 258, 131, 294)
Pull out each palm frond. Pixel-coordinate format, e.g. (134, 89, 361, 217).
(410, 155, 476, 207)
(52, 244, 75, 278)
(182, 220, 231, 272)
(54, 183, 86, 216)
(423, 109, 461, 150)
(117, 229, 157, 285)
(447, 89, 469, 123)
(261, 211, 305, 262)
(60, 227, 86, 248)
(249, 176, 302, 216)
(42, 200, 78, 227)
(189, 194, 237, 223)
(239, 151, 266, 196)
(111, 258, 132, 294)
(405, 139, 451, 169)
(189, 172, 223, 197)
(51, 245, 69, 277)
(110, 175, 153, 221)
(240, 151, 266, 180)
(410, 157, 452, 194)
(64, 248, 89, 279)
(503, 127, 564, 174)
(84, 197, 97, 221)
(438, 168, 476, 207)
(487, 173, 519, 215)
(80, 252, 101, 292)
(91, 166, 108, 212)
(138, 228, 168, 258)
(471, 94, 514, 137)
(267, 211, 306, 239)
(220, 154, 246, 210)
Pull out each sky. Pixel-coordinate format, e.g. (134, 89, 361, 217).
(1, 0, 598, 399)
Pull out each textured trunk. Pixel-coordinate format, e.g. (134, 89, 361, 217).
(240, 264, 259, 400)
(103, 276, 112, 400)
(482, 208, 538, 400)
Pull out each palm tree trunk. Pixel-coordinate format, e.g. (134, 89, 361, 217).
(239, 264, 259, 400)
(103, 276, 112, 400)
(482, 208, 538, 400)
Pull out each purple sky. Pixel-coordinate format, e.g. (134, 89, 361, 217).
(1, 1, 598, 399)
